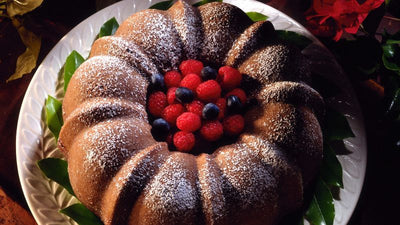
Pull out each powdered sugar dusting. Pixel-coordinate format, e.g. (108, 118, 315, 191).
(225, 21, 275, 67)
(90, 36, 159, 76)
(199, 2, 252, 65)
(137, 153, 201, 224)
(241, 134, 295, 175)
(115, 9, 183, 72)
(240, 133, 304, 212)
(83, 118, 154, 174)
(99, 143, 170, 225)
(245, 103, 297, 146)
(75, 98, 147, 126)
(168, 0, 203, 60)
(65, 55, 148, 116)
(60, 1, 326, 224)
(197, 154, 228, 224)
(238, 43, 310, 86)
(258, 81, 324, 118)
(214, 143, 278, 212)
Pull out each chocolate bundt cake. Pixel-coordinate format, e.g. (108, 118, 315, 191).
(57, 1, 324, 225)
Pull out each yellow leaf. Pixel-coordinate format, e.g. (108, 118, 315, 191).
(6, 0, 43, 17)
(7, 17, 41, 82)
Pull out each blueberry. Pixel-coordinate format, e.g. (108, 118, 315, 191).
(200, 66, 218, 81)
(226, 95, 242, 113)
(202, 103, 220, 120)
(151, 118, 170, 140)
(175, 87, 194, 103)
(151, 73, 165, 90)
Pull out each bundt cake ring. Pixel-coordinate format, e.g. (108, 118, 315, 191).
(56, 1, 325, 225)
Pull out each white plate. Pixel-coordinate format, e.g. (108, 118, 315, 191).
(16, 0, 367, 225)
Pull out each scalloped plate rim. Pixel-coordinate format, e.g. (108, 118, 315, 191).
(16, 0, 367, 225)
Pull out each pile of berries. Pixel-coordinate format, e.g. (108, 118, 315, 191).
(147, 59, 247, 152)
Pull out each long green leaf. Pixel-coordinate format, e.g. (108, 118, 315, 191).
(60, 203, 103, 225)
(37, 158, 74, 196)
(149, 0, 173, 10)
(193, 0, 222, 7)
(305, 179, 335, 225)
(324, 108, 355, 141)
(99, 17, 119, 38)
(276, 30, 312, 50)
(64, 50, 85, 91)
(246, 12, 268, 22)
(45, 95, 63, 139)
(320, 143, 343, 188)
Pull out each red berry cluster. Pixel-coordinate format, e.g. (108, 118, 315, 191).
(147, 59, 247, 152)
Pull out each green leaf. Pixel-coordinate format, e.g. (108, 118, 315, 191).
(45, 95, 63, 139)
(383, 43, 397, 58)
(99, 17, 119, 38)
(386, 88, 400, 118)
(37, 158, 74, 196)
(64, 50, 85, 91)
(246, 12, 268, 22)
(382, 43, 400, 72)
(305, 179, 335, 225)
(320, 143, 343, 188)
(276, 30, 312, 49)
(60, 203, 103, 225)
(193, 0, 222, 7)
(387, 39, 400, 45)
(329, 36, 381, 79)
(149, 0, 173, 10)
(324, 108, 355, 141)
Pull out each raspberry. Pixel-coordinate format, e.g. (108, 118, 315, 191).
(180, 73, 202, 91)
(148, 91, 167, 117)
(173, 131, 195, 152)
(176, 112, 201, 132)
(179, 59, 203, 76)
(167, 87, 178, 104)
(162, 104, 185, 125)
(215, 98, 226, 120)
(196, 80, 221, 102)
(186, 100, 204, 117)
(200, 121, 223, 141)
(164, 70, 182, 88)
(218, 66, 242, 90)
(223, 114, 245, 136)
(226, 88, 247, 104)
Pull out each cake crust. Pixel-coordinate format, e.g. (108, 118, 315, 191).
(58, 1, 324, 225)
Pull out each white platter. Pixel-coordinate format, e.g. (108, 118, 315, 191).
(16, 0, 367, 225)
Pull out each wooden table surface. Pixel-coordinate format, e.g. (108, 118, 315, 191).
(1, 1, 399, 225)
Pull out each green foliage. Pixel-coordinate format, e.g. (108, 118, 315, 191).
(37, 158, 74, 195)
(45, 95, 63, 139)
(305, 178, 335, 225)
(60, 204, 103, 225)
(321, 144, 344, 188)
(149, 0, 173, 10)
(63, 50, 85, 91)
(382, 42, 400, 72)
(328, 36, 382, 79)
(98, 17, 119, 37)
(193, 0, 222, 7)
(324, 108, 355, 141)
(276, 30, 312, 49)
(246, 12, 268, 22)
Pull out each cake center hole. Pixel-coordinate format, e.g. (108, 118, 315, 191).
(147, 59, 251, 155)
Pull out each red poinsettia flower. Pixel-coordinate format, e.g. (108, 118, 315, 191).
(305, 0, 384, 41)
